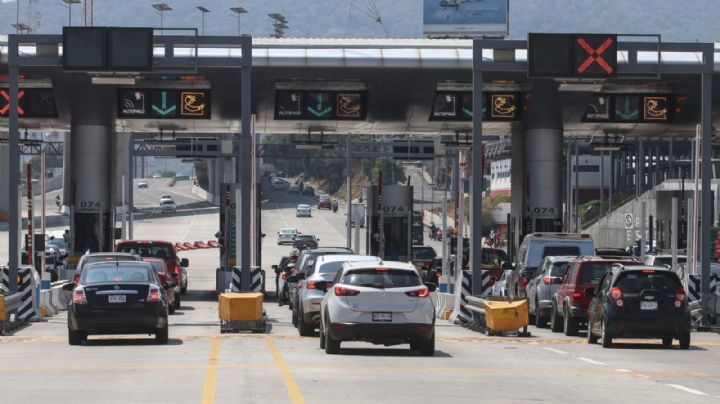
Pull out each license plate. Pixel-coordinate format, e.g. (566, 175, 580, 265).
(108, 295, 126, 304)
(372, 312, 392, 322)
(640, 301, 658, 310)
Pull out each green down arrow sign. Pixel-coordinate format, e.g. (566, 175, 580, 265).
(307, 93, 332, 118)
(152, 91, 177, 116)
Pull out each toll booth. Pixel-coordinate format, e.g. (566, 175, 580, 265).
(219, 183, 238, 268)
(366, 185, 413, 262)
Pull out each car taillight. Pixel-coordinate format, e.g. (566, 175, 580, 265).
(406, 287, 429, 298)
(307, 281, 317, 289)
(675, 288, 686, 308)
(73, 274, 80, 285)
(334, 286, 360, 296)
(520, 278, 529, 288)
(281, 273, 287, 280)
(543, 277, 552, 285)
(147, 286, 161, 302)
(572, 291, 582, 299)
(172, 265, 181, 274)
(610, 287, 624, 307)
(73, 288, 87, 304)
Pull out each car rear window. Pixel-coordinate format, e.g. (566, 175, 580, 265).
(318, 261, 344, 274)
(82, 255, 138, 268)
(147, 261, 165, 273)
(343, 268, 421, 288)
(614, 271, 682, 293)
(412, 247, 437, 260)
(579, 263, 612, 285)
(550, 262, 569, 277)
(297, 235, 314, 240)
(543, 246, 580, 258)
(117, 243, 173, 259)
(82, 266, 151, 283)
(482, 249, 507, 266)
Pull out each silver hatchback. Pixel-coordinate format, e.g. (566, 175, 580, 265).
(526, 256, 573, 328)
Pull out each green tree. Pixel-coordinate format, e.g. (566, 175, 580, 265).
(370, 157, 406, 185)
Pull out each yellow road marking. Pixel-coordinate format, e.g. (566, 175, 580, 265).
(0, 363, 272, 373)
(201, 336, 221, 404)
(265, 336, 305, 404)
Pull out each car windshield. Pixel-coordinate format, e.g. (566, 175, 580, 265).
(298, 205, 309, 209)
(82, 265, 151, 283)
(653, 257, 686, 267)
(319, 261, 346, 274)
(162, 200, 174, 205)
(343, 268, 421, 288)
(117, 243, 172, 259)
(579, 263, 612, 285)
(319, 194, 330, 200)
(280, 229, 297, 234)
(550, 262, 569, 277)
(614, 271, 681, 293)
(412, 247, 437, 260)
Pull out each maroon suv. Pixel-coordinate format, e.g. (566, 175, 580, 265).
(550, 257, 638, 336)
(116, 240, 189, 294)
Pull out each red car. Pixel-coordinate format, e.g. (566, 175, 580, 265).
(143, 257, 180, 314)
(550, 257, 639, 336)
(317, 195, 332, 210)
(116, 240, 189, 294)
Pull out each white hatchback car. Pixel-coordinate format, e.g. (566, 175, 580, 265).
(277, 228, 300, 245)
(296, 204, 312, 217)
(319, 260, 436, 355)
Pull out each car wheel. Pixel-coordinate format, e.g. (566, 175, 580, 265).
(324, 329, 341, 354)
(534, 299, 547, 328)
(600, 319, 612, 348)
(169, 303, 176, 315)
(662, 337, 673, 347)
(68, 328, 86, 346)
(679, 332, 691, 350)
(174, 292, 181, 310)
(586, 315, 598, 344)
(181, 285, 187, 294)
(297, 308, 314, 337)
(156, 322, 169, 344)
(563, 306, 579, 336)
(292, 307, 298, 327)
(319, 321, 326, 349)
(550, 303, 562, 332)
(412, 332, 435, 356)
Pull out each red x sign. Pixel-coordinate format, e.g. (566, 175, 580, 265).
(576, 37, 614, 74)
(0, 89, 25, 116)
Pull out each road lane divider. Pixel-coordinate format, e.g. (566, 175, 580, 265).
(666, 384, 708, 396)
(265, 336, 305, 404)
(201, 336, 221, 404)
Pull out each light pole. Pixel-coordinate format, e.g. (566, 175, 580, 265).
(230, 7, 248, 37)
(62, 0, 81, 26)
(151, 3, 172, 34)
(197, 6, 210, 35)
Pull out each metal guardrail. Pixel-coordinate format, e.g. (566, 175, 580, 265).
(1, 292, 23, 335)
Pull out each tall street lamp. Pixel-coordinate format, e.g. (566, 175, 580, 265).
(230, 6, 248, 37)
(197, 6, 210, 35)
(62, 0, 82, 26)
(151, 3, 172, 34)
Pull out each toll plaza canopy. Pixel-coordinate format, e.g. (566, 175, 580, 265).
(1, 36, 720, 136)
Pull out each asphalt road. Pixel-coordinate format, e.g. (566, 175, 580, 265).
(1, 180, 720, 403)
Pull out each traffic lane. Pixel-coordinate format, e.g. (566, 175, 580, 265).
(268, 335, 700, 403)
(133, 179, 203, 211)
(529, 325, 720, 398)
(0, 337, 209, 404)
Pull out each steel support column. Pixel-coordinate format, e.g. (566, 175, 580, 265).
(701, 68, 713, 316)
(471, 42, 484, 296)
(239, 36, 253, 286)
(8, 54, 19, 293)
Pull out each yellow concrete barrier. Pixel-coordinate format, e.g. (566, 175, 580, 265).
(485, 300, 529, 333)
(219, 292, 263, 321)
(0, 295, 5, 321)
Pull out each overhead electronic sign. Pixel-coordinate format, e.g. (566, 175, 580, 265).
(430, 91, 519, 122)
(582, 94, 675, 123)
(63, 26, 154, 72)
(642, 95, 671, 122)
(117, 89, 211, 119)
(274, 90, 366, 120)
(528, 33, 617, 78)
(583, 95, 612, 122)
(0, 88, 57, 118)
(423, 0, 509, 38)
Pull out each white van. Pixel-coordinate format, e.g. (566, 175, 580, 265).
(506, 233, 595, 299)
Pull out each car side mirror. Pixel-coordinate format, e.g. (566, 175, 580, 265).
(272, 265, 279, 271)
(62, 282, 75, 292)
(424, 282, 437, 293)
(180, 258, 189, 267)
(314, 281, 328, 292)
(316, 238, 320, 241)
(583, 287, 595, 297)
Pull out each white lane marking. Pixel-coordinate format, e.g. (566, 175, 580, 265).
(577, 357, 605, 366)
(615, 369, 632, 373)
(180, 212, 198, 242)
(274, 204, 289, 227)
(528, 342, 539, 345)
(543, 347, 568, 355)
(666, 384, 707, 396)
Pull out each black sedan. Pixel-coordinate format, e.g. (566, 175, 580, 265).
(65, 261, 170, 345)
(293, 234, 319, 250)
(586, 265, 690, 349)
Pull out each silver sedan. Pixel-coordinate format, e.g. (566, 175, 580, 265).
(526, 256, 573, 328)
